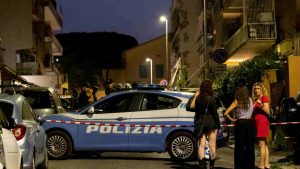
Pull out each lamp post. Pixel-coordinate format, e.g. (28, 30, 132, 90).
(146, 58, 153, 84)
(160, 15, 168, 84)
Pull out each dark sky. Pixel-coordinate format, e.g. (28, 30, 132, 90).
(57, 0, 171, 44)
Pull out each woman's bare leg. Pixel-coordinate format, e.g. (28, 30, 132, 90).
(198, 134, 207, 160)
(258, 140, 266, 168)
(265, 144, 270, 168)
(207, 129, 217, 159)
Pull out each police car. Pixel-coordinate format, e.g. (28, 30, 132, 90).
(42, 90, 227, 161)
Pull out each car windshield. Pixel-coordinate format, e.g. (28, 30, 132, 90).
(23, 90, 54, 109)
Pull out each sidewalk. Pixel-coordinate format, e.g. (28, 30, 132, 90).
(227, 138, 300, 169)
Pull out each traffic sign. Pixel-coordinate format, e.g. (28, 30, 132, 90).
(213, 48, 228, 64)
(159, 79, 168, 85)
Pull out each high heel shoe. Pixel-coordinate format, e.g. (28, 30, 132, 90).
(264, 163, 271, 169)
(257, 165, 264, 169)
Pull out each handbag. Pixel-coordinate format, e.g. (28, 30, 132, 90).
(193, 97, 210, 138)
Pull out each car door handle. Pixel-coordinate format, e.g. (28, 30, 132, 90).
(115, 117, 127, 121)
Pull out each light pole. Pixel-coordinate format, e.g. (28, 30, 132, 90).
(160, 15, 168, 84)
(146, 58, 153, 84)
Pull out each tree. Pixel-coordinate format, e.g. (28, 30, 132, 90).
(213, 49, 286, 107)
(57, 32, 138, 89)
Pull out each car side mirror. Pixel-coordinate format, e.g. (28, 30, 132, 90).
(88, 106, 95, 114)
(37, 115, 46, 125)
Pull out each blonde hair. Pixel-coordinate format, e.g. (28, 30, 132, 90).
(252, 82, 268, 100)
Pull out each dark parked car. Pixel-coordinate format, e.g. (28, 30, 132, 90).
(278, 91, 300, 164)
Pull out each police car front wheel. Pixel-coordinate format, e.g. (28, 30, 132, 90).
(167, 132, 197, 161)
(46, 131, 73, 160)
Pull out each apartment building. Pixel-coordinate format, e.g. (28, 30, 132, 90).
(170, 0, 300, 93)
(0, 0, 65, 93)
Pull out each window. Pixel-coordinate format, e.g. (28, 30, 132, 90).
(22, 101, 35, 121)
(0, 102, 14, 128)
(23, 90, 54, 109)
(155, 64, 164, 78)
(139, 65, 147, 78)
(140, 93, 180, 111)
(94, 93, 135, 113)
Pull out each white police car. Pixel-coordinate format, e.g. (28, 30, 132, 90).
(42, 90, 227, 161)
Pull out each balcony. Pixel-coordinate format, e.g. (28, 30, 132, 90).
(44, 0, 62, 31)
(222, 0, 243, 20)
(275, 39, 293, 56)
(224, 23, 276, 63)
(32, 0, 44, 21)
(45, 27, 63, 56)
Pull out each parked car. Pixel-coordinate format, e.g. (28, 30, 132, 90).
(0, 112, 22, 169)
(22, 87, 66, 117)
(42, 90, 228, 161)
(278, 91, 300, 164)
(0, 93, 48, 169)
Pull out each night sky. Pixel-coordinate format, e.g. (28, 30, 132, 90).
(57, 0, 172, 44)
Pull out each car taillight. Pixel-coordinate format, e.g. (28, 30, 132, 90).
(12, 125, 26, 141)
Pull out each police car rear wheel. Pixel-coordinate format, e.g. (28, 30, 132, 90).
(167, 132, 197, 161)
(47, 131, 72, 160)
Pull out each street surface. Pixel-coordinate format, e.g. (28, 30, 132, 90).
(48, 145, 299, 169)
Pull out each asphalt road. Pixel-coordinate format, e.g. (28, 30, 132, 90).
(48, 146, 234, 169)
(48, 144, 300, 169)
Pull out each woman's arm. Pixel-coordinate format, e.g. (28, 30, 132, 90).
(224, 100, 238, 122)
(256, 96, 270, 115)
(190, 91, 199, 109)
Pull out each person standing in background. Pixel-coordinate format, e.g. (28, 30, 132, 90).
(224, 85, 256, 169)
(192, 79, 220, 169)
(252, 82, 271, 169)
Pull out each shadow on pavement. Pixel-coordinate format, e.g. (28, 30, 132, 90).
(167, 161, 231, 169)
(67, 152, 170, 161)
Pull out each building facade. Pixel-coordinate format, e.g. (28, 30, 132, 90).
(170, 0, 300, 96)
(0, 0, 65, 93)
(124, 36, 167, 85)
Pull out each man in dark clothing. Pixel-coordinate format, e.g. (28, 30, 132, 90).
(77, 83, 90, 109)
(105, 79, 115, 95)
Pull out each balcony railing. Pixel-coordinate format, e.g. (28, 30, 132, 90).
(225, 22, 276, 54)
(44, 0, 62, 31)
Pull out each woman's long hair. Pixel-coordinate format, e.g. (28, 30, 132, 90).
(235, 86, 251, 111)
(252, 82, 268, 100)
(197, 80, 213, 107)
(199, 79, 213, 96)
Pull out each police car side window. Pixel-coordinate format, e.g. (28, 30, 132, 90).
(141, 94, 179, 111)
(94, 93, 135, 113)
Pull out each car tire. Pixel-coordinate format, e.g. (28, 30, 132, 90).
(167, 132, 197, 161)
(46, 131, 73, 160)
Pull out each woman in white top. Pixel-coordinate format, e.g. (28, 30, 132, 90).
(224, 86, 256, 169)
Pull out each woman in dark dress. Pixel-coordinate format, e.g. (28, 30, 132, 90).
(193, 80, 220, 169)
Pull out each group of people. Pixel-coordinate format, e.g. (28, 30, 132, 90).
(193, 79, 271, 169)
(72, 83, 98, 110)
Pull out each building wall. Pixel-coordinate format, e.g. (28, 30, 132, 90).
(0, 0, 32, 70)
(125, 36, 166, 84)
(288, 56, 300, 97)
(170, 0, 201, 87)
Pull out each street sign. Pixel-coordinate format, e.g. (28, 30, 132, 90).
(213, 48, 228, 64)
(159, 79, 168, 85)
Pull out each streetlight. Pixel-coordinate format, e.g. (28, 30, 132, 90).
(160, 15, 168, 84)
(146, 58, 153, 84)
